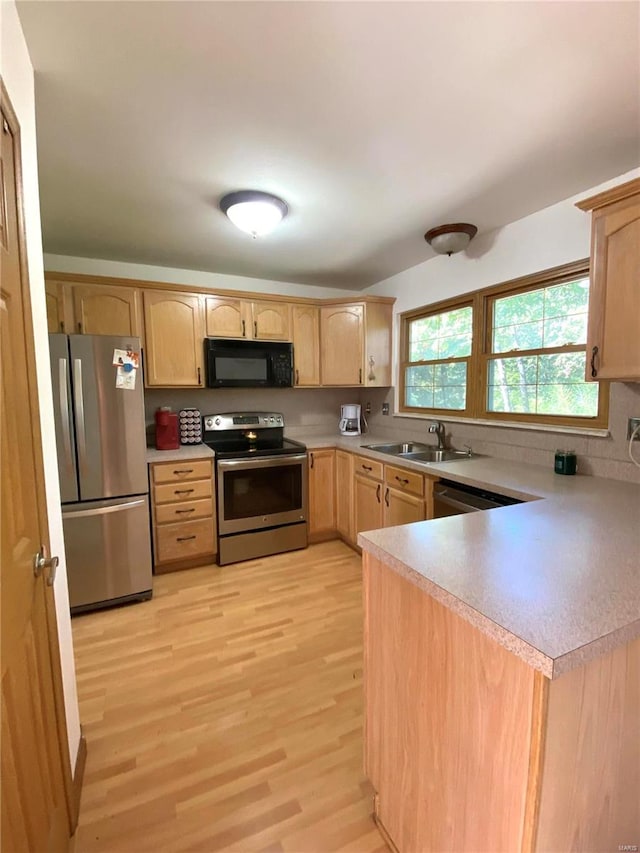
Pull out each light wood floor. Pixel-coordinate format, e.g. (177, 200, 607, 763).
(71, 541, 386, 853)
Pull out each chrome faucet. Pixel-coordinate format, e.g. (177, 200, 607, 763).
(428, 421, 446, 451)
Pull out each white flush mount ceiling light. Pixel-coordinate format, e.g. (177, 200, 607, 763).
(220, 190, 288, 238)
(424, 223, 478, 256)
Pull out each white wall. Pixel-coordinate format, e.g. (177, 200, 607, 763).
(1, 1, 81, 768)
(362, 168, 640, 482)
(44, 253, 358, 300)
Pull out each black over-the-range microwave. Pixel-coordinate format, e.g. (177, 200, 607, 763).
(204, 338, 294, 388)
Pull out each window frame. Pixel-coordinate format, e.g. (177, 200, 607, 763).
(399, 259, 609, 429)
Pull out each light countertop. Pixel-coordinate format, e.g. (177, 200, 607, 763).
(297, 432, 640, 679)
(146, 444, 214, 463)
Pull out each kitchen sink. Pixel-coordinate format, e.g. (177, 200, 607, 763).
(362, 441, 432, 454)
(362, 442, 474, 463)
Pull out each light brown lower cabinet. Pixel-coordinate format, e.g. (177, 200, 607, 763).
(308, 449, 336, 541)
(363, 552, 639, 852)
(150, 458, 216, 572)
(354, 473, 383, 535)
(335, 450, 354, 543)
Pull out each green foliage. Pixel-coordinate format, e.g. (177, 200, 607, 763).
(409, 306, 472, 362)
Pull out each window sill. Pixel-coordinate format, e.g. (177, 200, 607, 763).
(392, 411, 610, 438)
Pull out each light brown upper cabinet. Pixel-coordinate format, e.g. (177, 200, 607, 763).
(72, 284, 142, 337)
(205, 296, 246, 339)
(577, 178, 640, 382)
(143, 291, 205, 387)
(292, 304, 320, 386)
(44, 280, 69, 333)
(248, 300, 291, 341)
(320, 301, 393, 386)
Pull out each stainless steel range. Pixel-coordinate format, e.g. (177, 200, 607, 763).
(203, 412, 308, 566)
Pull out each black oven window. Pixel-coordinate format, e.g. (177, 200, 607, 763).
(215, 356, 267, 382)
(223, 465, 302, 520)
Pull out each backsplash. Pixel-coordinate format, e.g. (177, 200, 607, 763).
(144, 387, 358, 438)
(362, 382, 640, 484)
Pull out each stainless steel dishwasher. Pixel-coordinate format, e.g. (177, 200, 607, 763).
(433, 479, 523, 517)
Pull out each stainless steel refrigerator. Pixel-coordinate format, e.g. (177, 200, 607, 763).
(49, 334, 152, 613)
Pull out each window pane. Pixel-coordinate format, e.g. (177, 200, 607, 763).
(409, 306, 472, 362)
(405, 362, 467, 410)
(492, 277, 590, 353)
(487, 352, 598, 417)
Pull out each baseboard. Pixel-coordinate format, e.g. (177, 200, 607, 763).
(71, 727, 87, 831)
(154, 553, 217, 573)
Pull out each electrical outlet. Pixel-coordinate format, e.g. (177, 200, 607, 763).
(382, 402, 390, 415)
(365, 401, 372, 415)
(628, 417, 640, 440)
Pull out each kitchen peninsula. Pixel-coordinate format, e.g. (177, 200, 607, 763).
(356, 456, 639, 852)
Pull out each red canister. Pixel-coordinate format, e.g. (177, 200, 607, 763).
(155, 408, 179, 450)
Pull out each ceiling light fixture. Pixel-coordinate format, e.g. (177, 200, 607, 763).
(220, 190, 288, 238)
(424, 223, 478, 256)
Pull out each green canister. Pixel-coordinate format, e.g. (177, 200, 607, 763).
(554, 449, 577, 475)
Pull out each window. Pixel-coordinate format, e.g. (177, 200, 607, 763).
(400, 260, 608, 428)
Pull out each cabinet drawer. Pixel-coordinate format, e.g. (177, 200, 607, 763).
(385, 464, 424, 497)
(156, 518, 215, 563)
(353, 455, 383, 480)
(154, 479, 212, 504)
(152, 459, 212, 484)
(155, 498, 214, 525)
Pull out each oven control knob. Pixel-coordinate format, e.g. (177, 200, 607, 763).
(270, 417, 275, 423)
(215, 417, 221, 426)
(204, 417, 213, 429)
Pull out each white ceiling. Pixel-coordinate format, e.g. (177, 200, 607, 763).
(17, 1, 640, 289)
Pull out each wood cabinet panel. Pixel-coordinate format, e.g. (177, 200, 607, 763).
(155, 518, 215, 564)
(44, 280, 67, 333)
(384, 464, 423, 497)
(153, 479, 212, 505)
(143, 291, 204, 387)
(250, 301, 291, 341)
(320, 305, 364, 386)
(383, 487, 425, 527)
(151, 459, 212, 484)
(73, 285, 141, 337)
(205, 296, 247, 339)
(292, 304, 320, 386)
(308, 449, 336, 539)
(335, 450, 354, 543)
(354, 473, 383, 536)
(154, 498, 214, 525)
(587, 192, 640, 381)
(353, 454, 383, 481)
(364, 553, 536, 852)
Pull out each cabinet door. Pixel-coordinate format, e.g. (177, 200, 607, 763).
(335, 450, 354, 542)
(205, 296, 248, 339)
(44, 280, 66, 333)
(143, 291, 205, 387)
(250, 301, 291, 341)
(321, 304, 364, 385)
(587, 195, 640, 381)
(73, 284, 141, 337)
(383, 487, 425, 528)
(308, 449, 336, 537)
(354, 473, 383, 536)
(292, 304, 320, 386)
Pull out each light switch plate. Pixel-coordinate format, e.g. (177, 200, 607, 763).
(628, 417, 640, 440)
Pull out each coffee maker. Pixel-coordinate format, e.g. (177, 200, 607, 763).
(339, 404, 362, 436)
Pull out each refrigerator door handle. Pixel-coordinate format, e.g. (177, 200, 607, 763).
(58, 358, 74, 474)
(63, 499, 146, 519)
(73, 358, 87, 473)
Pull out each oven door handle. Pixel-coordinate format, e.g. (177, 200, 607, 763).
(217, 453, 308, 472)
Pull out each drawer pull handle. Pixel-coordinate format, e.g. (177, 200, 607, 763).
(175, 508, 195, 514)
(384, 487, 390, 507)
(174, 489, 194, 495)
(176, 535, 196, 542)
(376, 484, 381, 503)
(395, 476, 409, 485)
(173, 468, 194, 474)
(362, 464, 372, 471)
